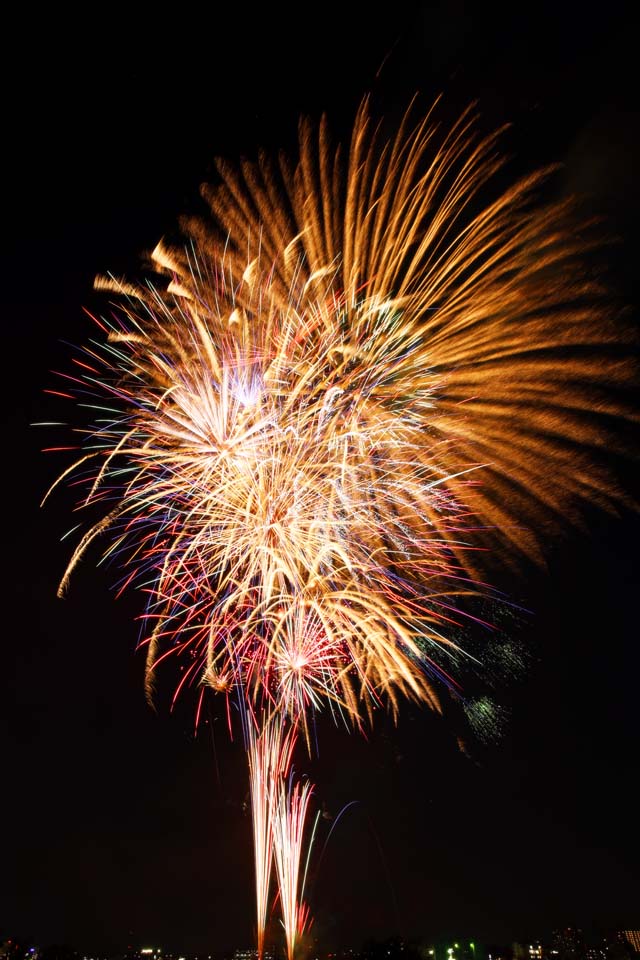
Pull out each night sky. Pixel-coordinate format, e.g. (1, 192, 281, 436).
(4, 2, 639, 954)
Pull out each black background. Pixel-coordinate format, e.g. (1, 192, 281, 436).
(3, 1, 639, 953)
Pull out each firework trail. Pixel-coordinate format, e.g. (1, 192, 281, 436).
(44, 96, 636, 952)
(271, 768, 317, 960)
(247, 714, 297, 957)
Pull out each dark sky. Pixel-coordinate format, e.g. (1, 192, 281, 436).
(4, 2, 639, 954)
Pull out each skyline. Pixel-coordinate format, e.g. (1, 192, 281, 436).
(4, 926, 640, 955)
(3, 2, 639, 954)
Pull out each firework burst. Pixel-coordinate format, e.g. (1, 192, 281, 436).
(44, 96, 636, 953)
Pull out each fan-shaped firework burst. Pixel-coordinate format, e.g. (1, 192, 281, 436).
(44, 96, 635, 955)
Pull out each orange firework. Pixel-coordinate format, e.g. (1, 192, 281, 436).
(44, 96, 636, 954)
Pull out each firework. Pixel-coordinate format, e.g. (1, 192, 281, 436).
(271, 770, 316, 960)
(44, 96, 635, 952)
(247, 713, 297, 956)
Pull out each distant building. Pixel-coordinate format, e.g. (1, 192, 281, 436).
(131, 951, 163, 960)
(550, 929, 585, 960)
(586, 946, 608, 960)
(233, 951, 274, 960)
(619, 934, 640, 955)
